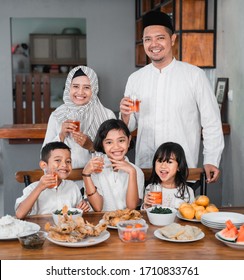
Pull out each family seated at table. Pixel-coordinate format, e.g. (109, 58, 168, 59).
(15, 119, 195, 217)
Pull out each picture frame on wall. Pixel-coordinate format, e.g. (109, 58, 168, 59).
(215, 77, 229, 122)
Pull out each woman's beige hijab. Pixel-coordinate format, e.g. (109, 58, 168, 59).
(53, 66, 111, 140)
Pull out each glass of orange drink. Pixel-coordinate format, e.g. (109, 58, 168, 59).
(129, 94, 141, 112)
(149, 184, 162, 205)
(92, 152, 104, 173)
(44, 168, 58, 188)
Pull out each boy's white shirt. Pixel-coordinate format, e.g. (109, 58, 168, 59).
(15, 179, 83, 215)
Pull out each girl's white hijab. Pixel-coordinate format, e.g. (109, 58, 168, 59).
(53, 65, 110, 140)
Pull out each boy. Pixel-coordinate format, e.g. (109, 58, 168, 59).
(15, 141, 89, 219)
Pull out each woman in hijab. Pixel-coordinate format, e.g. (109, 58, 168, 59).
(42, 65, 116, 168)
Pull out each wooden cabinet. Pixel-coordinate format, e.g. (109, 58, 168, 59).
(30, 34, 53, 64)
(30, 34, 87, 70)
(135, 0, 217, 68)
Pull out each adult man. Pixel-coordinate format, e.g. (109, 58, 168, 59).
(120, 11, 224, 183)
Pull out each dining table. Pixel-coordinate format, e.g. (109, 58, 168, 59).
(0, 207, 244, 260)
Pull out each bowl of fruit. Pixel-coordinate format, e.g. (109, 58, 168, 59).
(117, 219, 148, 242)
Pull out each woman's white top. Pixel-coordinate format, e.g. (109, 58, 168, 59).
(43, 109, 115, 168)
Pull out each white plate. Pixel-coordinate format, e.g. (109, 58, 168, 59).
(201, 222, 225, 230)
(154, 228, 205, 243)
(201, 212, 244, 224)
(99, 218, 146, 229)
(177, 212, 201, 223)
(47, 230, 110, 247)
(99, 219, 117, 229)
(0, 222, 40, 240)
(215, 232, 244, 250)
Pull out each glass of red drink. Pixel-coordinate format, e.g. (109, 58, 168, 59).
(71, 120, 80, 132)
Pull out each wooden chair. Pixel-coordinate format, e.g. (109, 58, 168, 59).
(14, 73, 52, 124)
(141, 167, 207, 195)
(15, 168, 84, 187)
(15, 167, 207, 195)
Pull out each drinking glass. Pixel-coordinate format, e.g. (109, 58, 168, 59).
(129, 94, 141, 112)
(44, 168, 58, 188)
(68, 112, 80, 132)
(92, 152, 104, 173)
(71, 120, 80, 132)
(149, 184, 162, 205)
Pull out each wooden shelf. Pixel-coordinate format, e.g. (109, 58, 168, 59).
(0, 123, 230, 144)
(0, 124, 47, 144)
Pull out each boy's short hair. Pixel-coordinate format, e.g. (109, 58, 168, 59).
(41, 141, 71, 162)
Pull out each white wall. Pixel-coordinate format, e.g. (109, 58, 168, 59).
(0, 0, 136, 123)
(0, 0, 136, 215)
(216, 0, 244, 206)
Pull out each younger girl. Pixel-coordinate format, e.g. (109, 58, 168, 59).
(143, 142, 195, 209)
(82, 119, 145, 211)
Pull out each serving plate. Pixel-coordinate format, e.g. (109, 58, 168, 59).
(176, 212, 201, 223)
(154, 229, 204, 243)
(99, 219, 117, 229)
(0, 222, 40, 240)
(215, 232, 244, 250)
(47, 230, 110, 247)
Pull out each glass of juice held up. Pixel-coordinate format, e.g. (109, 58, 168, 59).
(149, 184, 162, 205)
(71, 120, 80, 132)
(44, 168, 58, 189)
(92, 152, 104, 173)
(129, 95, 141, 112)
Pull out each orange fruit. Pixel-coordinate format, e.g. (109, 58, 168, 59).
(190, 202, 198, 209)
(138, 231, 146, 241)
(193, 205, 205, 212)
(179, 202, 190, 210)
(195, 209, 207, 220)
(195, 195, 210, 207)
(131, 230, 138, 239)
(123, 231, 132, 241)
(206, 204, 219, 213)
(135, 223, 143, 228)
(179, 205, 195, 219)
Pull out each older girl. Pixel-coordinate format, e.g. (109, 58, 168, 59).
(82, 119, 144, 211)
